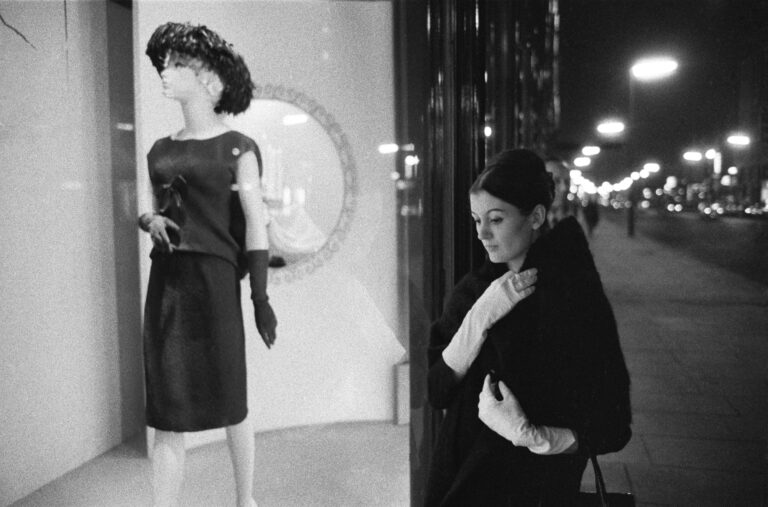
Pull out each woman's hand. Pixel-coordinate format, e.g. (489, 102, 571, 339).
(441, 269, 537, 380)
(474, 268, 537, 329)
(141, 213, 180, 253)
(478, 374, 578, 454)
(478, 374, 532, 443)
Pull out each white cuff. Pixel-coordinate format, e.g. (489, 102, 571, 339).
(524, 426, 577, 455)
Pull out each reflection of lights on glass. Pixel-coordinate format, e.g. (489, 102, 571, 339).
(405, 155, 420, 166)
(378, 143, 399, 154)
(582, 146, 601, 156)
(282, 114, 308, 126)
(484, 125, 493, 137)
(573, 157, 591, 167)
(727, 166, 738, 175)
(727, 134, 750, 146)
(644, 162, 660, 172)
(596, 120, 625, 135)
(683, 151, 703, 161)
(631, 171, 640, 180)
(295, 187, 306, 205)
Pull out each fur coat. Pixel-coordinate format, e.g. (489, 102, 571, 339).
(425, 216, 631, 506)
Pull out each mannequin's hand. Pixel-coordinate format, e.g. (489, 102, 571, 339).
(253, 300, 277, 349)
(473, 268, 537, 328)
(147, 215, 180, 253)
(478, 374, 531, 444)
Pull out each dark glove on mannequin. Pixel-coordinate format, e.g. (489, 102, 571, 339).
(247, 250, 277, 348)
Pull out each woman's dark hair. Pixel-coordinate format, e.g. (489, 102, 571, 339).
(470, 149, 555, 214)
(146, 22, 254, 115)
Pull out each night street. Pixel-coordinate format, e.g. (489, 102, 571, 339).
(602, 208, 768, 288)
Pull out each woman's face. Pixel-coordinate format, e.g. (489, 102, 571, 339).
(470, 190, 543, 271)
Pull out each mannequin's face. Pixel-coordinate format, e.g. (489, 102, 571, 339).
(159, 53, 221, 103)
(470, 190, 545, 271)
(160, 53, 204, 100)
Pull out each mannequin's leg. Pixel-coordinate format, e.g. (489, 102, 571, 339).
(226, 418, 256, 507)
(152, 430, 186, 507)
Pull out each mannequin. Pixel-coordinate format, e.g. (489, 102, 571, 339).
(139, 22, 275, 507)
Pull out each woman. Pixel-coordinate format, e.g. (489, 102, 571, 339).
(138, 22, 276, 507)
(426, 149, 631, 505)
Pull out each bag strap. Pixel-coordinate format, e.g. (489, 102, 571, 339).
(590, 454, 609, 507)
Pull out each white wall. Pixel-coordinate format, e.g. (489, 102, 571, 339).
(0, 2, 143, 505)
(134, 1, 403, 448)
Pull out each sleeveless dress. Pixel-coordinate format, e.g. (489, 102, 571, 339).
(142, 130, 260, 432)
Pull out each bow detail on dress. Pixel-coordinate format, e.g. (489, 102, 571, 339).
(158, 174, 188, 226)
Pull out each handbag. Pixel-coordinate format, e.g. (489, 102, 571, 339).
(578, 454, 635, 506)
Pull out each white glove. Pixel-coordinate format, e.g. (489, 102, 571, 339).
(478, 374, 577, 455)
(442, 269, 537, 378)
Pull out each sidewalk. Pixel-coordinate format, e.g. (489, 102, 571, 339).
(581, 212, 768, 506)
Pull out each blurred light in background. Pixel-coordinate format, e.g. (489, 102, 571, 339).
(683, 151, 703, 161)
(582, 145, 601, 156)
(631, 171, 640, 180)
(484, 125, 493, 138)
(643, 162, 660, 173)
(404, 155, 420, 166)
(630, 56, 678, 81)
(727, 166, 738, 175)
(573, 157, 591, 167)
(378, 143, 399, 154)
(726, 134, 750, 146)
(705, 148, 718, 159)
(596, 120, 625, 135)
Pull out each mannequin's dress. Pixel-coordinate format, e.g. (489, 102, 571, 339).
(142, 130, 260, 431)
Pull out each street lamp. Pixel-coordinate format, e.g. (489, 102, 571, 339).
(596, 120, 625, 136)
(727, 133, 751, 146)
(630, 57, 679, 81)
(625, 55, 678, 237)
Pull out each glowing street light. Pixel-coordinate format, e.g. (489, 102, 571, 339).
(727, 133, 751, 146)
(630, 57, 678, 81)
(705, 148, 718, 159)
(582, 145, 601, 156)
(643, 162, 660, 173)
(596, 120, 626, 136)
(683, 151, 703, 162)
(574, 157, 591, 167)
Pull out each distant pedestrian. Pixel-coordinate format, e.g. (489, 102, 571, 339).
(583, 197, 600, 238)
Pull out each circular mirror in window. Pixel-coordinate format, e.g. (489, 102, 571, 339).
(227, 85, 357, 283)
